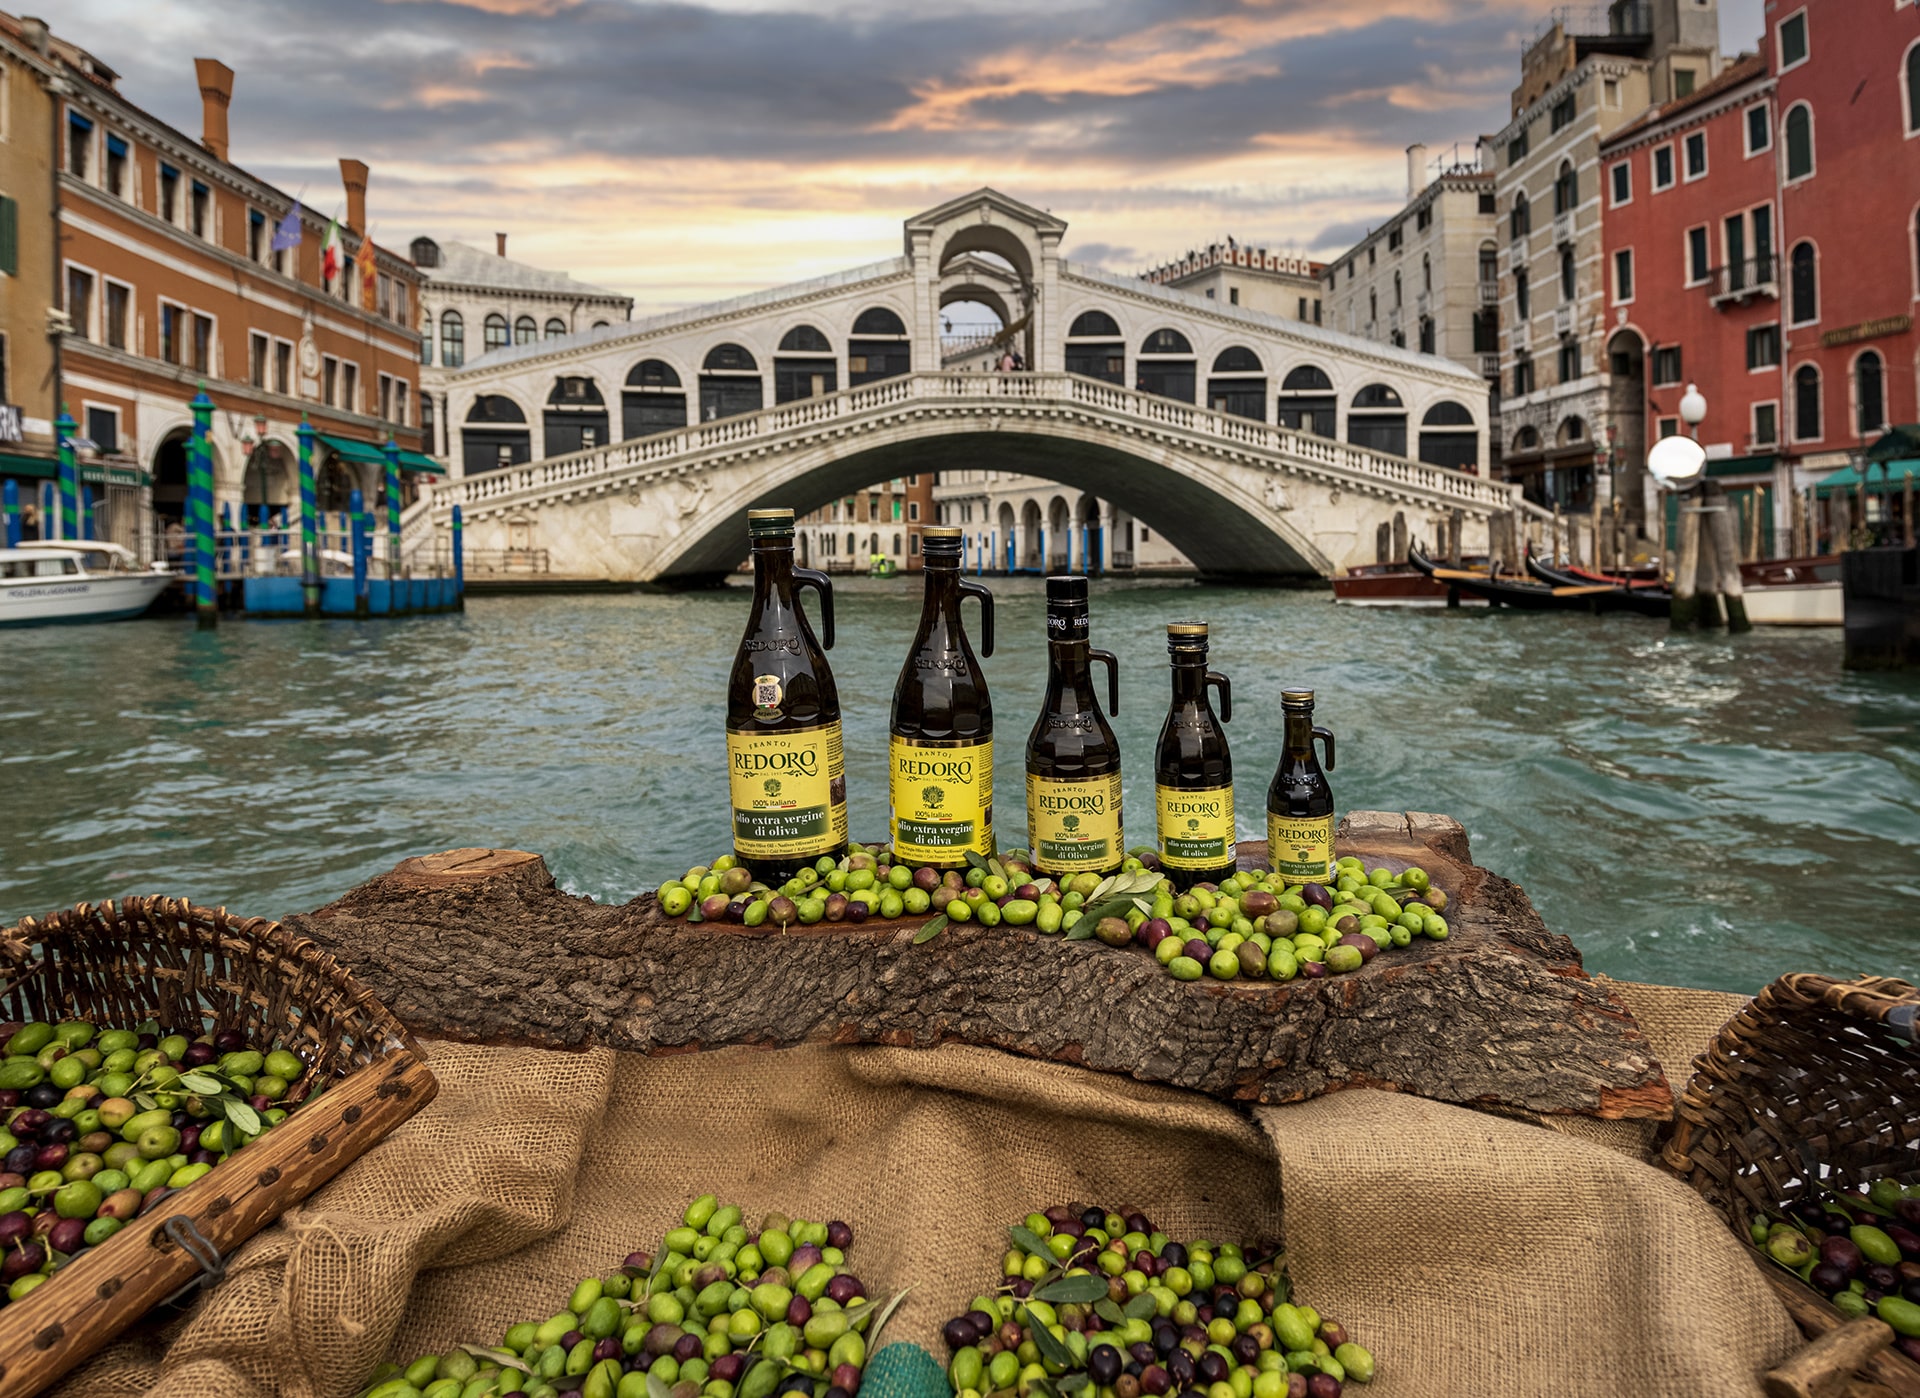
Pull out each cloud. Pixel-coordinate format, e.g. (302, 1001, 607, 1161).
(1308, 219, 1377, 254)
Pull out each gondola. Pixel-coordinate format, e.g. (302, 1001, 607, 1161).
(1525, 554, 1672, 618)
(1406, 547, 1651, 614)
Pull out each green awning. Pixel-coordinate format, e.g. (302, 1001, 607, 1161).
(1706, 452, 1776, 478)
(80, 462, 151, 487)
(315, 433, 390, 466)
(395, 449, 446, 476)
(1816, 459, 1920, 495)
(1863, 425, 1920, 463)
(0, 452, 57, 480)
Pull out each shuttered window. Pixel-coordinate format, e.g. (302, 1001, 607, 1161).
(0, 195, 17, 277)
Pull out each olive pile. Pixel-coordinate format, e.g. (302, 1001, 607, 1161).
(1753, 1179, 1920, 1359)
(0, 1018, 307, 1305)
(360, 1194, 892, 1398)
(653, 850, 1449, 986)
(939, 1204, 1373, 1398)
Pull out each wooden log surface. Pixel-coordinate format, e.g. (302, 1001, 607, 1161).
(286, 811, 1674, 1120)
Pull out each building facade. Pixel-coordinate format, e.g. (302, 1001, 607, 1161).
(1491, 0, 1720, 533)
(1141, 245, 1325, 325)
(411, 234, 633, 472)
(0, 14, 58, 498)
(0, 12, 429, 554)
(929, 470, 1192, 574)
(793, 474, 936, 573)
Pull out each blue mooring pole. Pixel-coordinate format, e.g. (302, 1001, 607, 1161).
(189, 388, 217, 629)
(297, 417, 320, 617)
(2, 479, 18, 547)
(383, 438, 402, 579)
(350, 488, 370, 618)
(451, 502, 465, 610)
(54, 409, 77, 540)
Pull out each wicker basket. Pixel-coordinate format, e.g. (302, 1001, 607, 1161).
(0, 896, 438, 1397)
(1662, 972, 1920, 1392)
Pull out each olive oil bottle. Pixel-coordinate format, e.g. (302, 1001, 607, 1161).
(890, 526, 996, 867)
(725, 508, 848, 884)
(1154, 623, 1236, 886)
(1265, 688, 1336, 886)
(1025, 576, 1123, 879)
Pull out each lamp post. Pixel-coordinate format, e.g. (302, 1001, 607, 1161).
(1679, 383, 1708, 441)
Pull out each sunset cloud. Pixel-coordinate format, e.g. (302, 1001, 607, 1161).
(52, 0, 1764, 309)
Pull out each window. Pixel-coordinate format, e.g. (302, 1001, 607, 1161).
(1419, 316, 1435, 353)
(274, 340, 291, 395)
(1297, 297, 1307, 319)
(1610, 162, 1631, 206)
(1687, 226, 1711, 285)
(322, 355, 338, 407)
(0, 195, 14, 277)
(159, 165, 179, 223)
(1368, 246, 1376, 266)
(1369, 289, 1378, 323)
(1674, 68, 1696, 99)
(1778, 10, 1808, 71)
(545, 318, 566, 339)
(1746, 104, 1772, 156)
(190, 181, 209, 238)
(1516, 269, 1531, 320)
(105, 134, 126, 197)
(1423, 253, 1431, 292)
(420, 333, 432, 367)
(484, 313, 509, 355)
(1509, 127, 1529, 164)
(250, 331, 268, 388)
(160, 302, 182, 364)
(342, 362, 358, 413)
(1753, 402, 1778, 446)
(1747, 324, 1780, 369)
(514, 315, 537, 346)
(66, 267, 94, 338)
(191, 313, 212, 374)
(1513, 354, 1535, 397)
(1794, 364, 1821, 439)
(1558, 341, 1582, 383)
(248, 209, 265, 261)
(1553, 161, 1577, 217)
(441, 311, 465, 368)
(1909, 42, 1920, 133)
(1653, 145, 1675, 190)
(908, 501, 920, 521)
(1416, 206, 1432, 232)
(1856, 351, 1886, 434)
(85, 406, 117, 455)
(1560, 247, 1576, 302)
(1684, 131, 1707, 180)
(395, 381, 409, 427)
(1653, 345, 1683, 386)
(104, 280, 128, 349)
(1393, 271, 1402, 308)
(379, 373, 394, 421)
(1657, 416, 1679, 440)
(1752, 204, 1775, 281)
(1479, 191, 1496, 215)
(1388, 226, 1402, 252)
(67, 111, 91, 178)
(1551, 94, 1575, 132)
(1229, 287, 1239, 305)
(1510, 192, 1531, 242)
(1784, 104, 1814, 181)
(1604, 78, 1620, 108)
(1789, 242, 1818, 325)
(1613, 249, 1634, 303)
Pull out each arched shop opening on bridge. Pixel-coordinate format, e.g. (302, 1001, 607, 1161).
(1418, 401, 1479, 472)
(1065, 311, 1125, 384)
(1136, 328, 1196, 402)
(775, 325, 837, 403)
(849, 308, 911, 387)
(1347, 383, 1408, 456)
(546, 376, 609, 456)
(1277, 366, 1336, 436)
(700, 344, 762, 422)
(1207, 346, 1266, 421)
(624, 360, 685, 438)
(464, 394, 532, 475)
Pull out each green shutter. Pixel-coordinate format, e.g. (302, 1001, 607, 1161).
(0, 195, 18, 278)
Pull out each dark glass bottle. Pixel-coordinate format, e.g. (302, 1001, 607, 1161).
(1154, 623, 1235, 887)
(890, 526, 996, 868)
(1025, 576, 1122, 879)
(725, 508, 847, 884)
(1265, 688, 1336, 886)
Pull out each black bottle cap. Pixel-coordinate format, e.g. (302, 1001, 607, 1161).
(922, 526, 963, 557)
(1046, 575, 1088, 609)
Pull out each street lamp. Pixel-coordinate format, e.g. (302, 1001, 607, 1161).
(1679, 383, 1708, 439)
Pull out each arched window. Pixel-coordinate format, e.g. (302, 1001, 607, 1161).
(1066, 310, 1124, 383)
(852, 307, 907, 337)
(483, 312, 509, 355)
(1790, 242, 1818, 325)
(1352, 384, 1403, 409)
(1558, 416, 1586, 445)
(1784, 104, 1814, 181)
(1348, 384, 1407, 456)
(703, 343, 758, 372)
(1141, 328, 1193, 355)
(1856, 351, 1886, 435)
(1512, 426, 1541, 454)
(1794, 364, 1822, 441)
(1908, 42, 1920, 133)
(1211, 346, 1262, 373)
(699, 344, 762, 421)
(1554, 160, 1577, 216)
(849, 308, 909, 386)
(461, 395, 530, 476)
(1136, 328, 1195, 402)
(775, 325, 836, 403)
(440, 310, 465, 369)
(1068, 310, 1121, 338)
(1207, 346, 1265, 420)
(1277, 365, 1335, 436)
(626, 359, 681, 389)
(1423, 401, 1475, 427)
(1418, 401, 1478, 471)
(514, 315, 537, 346)
(778, 325, 832, 353)
(545, 318, 567, 340)
(1511, 191, 1531, 242)
(545, 377, 609, 456)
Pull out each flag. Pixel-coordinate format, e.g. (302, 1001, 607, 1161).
(360, 236, 379, 310)
(271, 200, 303, 252)
(320, 216, 340, 284)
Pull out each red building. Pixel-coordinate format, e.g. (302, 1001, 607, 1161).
(1601, 3, 1920, 554)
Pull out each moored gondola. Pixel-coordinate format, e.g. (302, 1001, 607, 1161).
(1407, 547, 1652, 614)
(1525, 554, 1672, 618)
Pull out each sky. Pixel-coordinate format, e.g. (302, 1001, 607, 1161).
(52, 0, 1766, 314)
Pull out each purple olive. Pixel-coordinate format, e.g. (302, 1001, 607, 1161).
(673, 1333, 703, 1362)
(1868, 1263, 1900, 1291)
(1301, 960, 1328, 979)
(1139, 1366, 1169, 1396)
(25, 1084, 61, 1111)
(0, 1211, 30, 1247)
(831, 1364, 861, 1397)
(826, 1220, 852, 1250)
(561, 1330, 584, 1351)
(1191, 917, 1210, 934)
(1011, 1278, 1032, 1298)
(1337, 933, 1378, 963)
(1820, 1236, 1863, 1275)
(1089, 1347, 1122, 1386)
(136, 1033, 157, 1050)
(48, 1216, 86, 1256)
(790, 1243, 823, 1273)
(644, 1325, 681, 1358)
(1196, 1353, 1227, 1385)
(139, 1185, 175, 1215)
(943, 1318, 976, 1351)
(1129, 1342, 1155, 1365)
(1301, 883, 1333, 911)
(845, 900, 869, 924)
(1230, 1334, 1259, 1366)
(1183, 939, 1210, 962)
(1896, 1199, 1920, 1228)
(1899, 1337, 1920, 1365)
(34, 1143, 69, 1170)
(1124, 1212, 1152, 1234)
(213, 1029, 246, 1053)
(786, 1296, 812, 1327)
(825, 1273, 864, 1304)
(1015, 884, 1040, 901)
(1, 1240, 46, 1281)
(183, 1043, 217, 1067)
(42, 1118, 76, 1146)
(1194, 1305, 1213, 1325)
(726, 900, 748, 923)
(14, 1108, 50, 1135)
(824, 893, 848, 922)
(1810, 1262, 1850, 1293)
(1286, 1378, 1308, 1398)
(1885, 1224, 1920, 1257)
(1166, 1352, 1195, 1388)
(0, 1090, 18, 1110)
(1306, 1377, 1341, 1398)
(966, 1308, 995, 1339)
(4, 1145, 36, 1175)
(0, 1172, 22, 1191)
(623, 1251, 652, 1274)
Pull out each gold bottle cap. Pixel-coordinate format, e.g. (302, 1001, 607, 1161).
(1281, 688, 1315, 706)
(922, 526, 963, 539)
(747, 508, 795, 537)
(1167, 622, 1208, 636)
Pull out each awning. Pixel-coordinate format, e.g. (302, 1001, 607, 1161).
(1706, 452, 1776, 478)
(1815, 458, 1920, 495)
(80, 462, 151, 487)
(1863, 425, 1920, 463)
(0, 452, 57, 480)
(395, 449, 446, 476)
(315, 433, 390, 466)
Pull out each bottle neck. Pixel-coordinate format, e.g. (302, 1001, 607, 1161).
(918, 555, 961, 624)
(750, 536, 797, 606)
(1169, 650, 1209, 701)
(1047, 635, 1092, 687)
(1283, 708, 1314, 756)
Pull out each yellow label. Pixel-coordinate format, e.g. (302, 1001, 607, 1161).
(1267, 811, 1335, 885)
(890, 736, 993, 864)
(727, 722, 848, 858)
(1027, 771, 1122, 873)
(1156, 784, 1234, 871)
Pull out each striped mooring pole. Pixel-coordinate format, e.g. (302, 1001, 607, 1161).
(54, 408, 77, 541)
(383, 438, 402, 578)
(188, 388, 217, 629)
(2, 479, 18, 547)
(297, 416, 320, 617)
(451, 503, 465, 610)
(349, 488, 370, 619)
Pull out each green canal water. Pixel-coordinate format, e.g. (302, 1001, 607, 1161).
(3, 579, 1916, 995)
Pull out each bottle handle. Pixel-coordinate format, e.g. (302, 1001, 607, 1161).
(793, 567, 835, 650)
(1207, 671, 1232, 724)
(1090, 649, 1120, 715)
(959, 578, 995, 658)
(1312, 725, 1335, 772)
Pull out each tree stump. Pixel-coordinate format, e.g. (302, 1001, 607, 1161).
(286, 812, 1674, 1119)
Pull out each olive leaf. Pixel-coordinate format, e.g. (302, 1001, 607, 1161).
(1090, 875, 1117, 902)
(862, 1284, 913, 1349)
(178, 1071, 222, 1095)
(914, 914, 949, 945)
(988, 858, 1008, 883)
(1122, 1293, 1157, 1321)
(964, 850, 991, 874)
(1064, 918, 1095, 941)
(1033, 1274, 1109, 1304)
(1020, 1307, 1075, 1369)
(648, 1373, 676, 1398)
(1093, 1299, 1127, 1325)
(1057, 1375, 1091, 1395)
(132, 1092, 158, 1112)
(459, 1344, 531, 1374)
(222, 1097, 262, 1135)
(1009, 1225, 1057, 1262)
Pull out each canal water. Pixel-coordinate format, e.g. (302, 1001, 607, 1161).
(3, 579, 1916, 995)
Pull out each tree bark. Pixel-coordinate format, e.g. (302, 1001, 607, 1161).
(286, 814, 1676, 1121)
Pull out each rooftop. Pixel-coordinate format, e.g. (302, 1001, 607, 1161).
(413, 239, 631, 303)
(1601, 51, 1770, 148)
(1142, 243, 1326, 286)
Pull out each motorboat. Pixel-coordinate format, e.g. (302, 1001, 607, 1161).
(1332, 559, 1488, 607)
(1739, 556, 1841, 627)
(0, 542, 174, 626)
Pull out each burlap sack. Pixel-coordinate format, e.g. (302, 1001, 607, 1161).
(59, 982, 1799, 1398)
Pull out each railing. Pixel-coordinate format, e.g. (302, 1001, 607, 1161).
(1547, 2, 1649, 39)
(1479, 279, 1500, 305)
(146, 522, 446, 581)
(1553, 305, 1576, 338)
(446, 547, 548, 575)
(430, 370, 1523, 524)
(1552, 211, 1575, 246)
(1712, 255, 1779, 305)
(1511, 320, 1531, 352)
(1480, 354, 1502, 379)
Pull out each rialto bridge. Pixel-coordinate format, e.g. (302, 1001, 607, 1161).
(415, 189, 1533, 583)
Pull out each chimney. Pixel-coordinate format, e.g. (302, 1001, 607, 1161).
(20, 16, 49, 53)
(496, 232, 508, 258)
(1406, 143, 1428, 199)
(339, 158, 369, 235)
(194, 59, 234, 162)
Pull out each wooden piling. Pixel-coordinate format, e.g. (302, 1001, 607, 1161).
(1904, 472, 1914, 548)
(1448, 507, 1463, 565)
(1671, 501, 1703, 630)
(1706, 483, 1752, 633)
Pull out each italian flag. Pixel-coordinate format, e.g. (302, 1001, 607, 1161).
(320, 215, 340, 284)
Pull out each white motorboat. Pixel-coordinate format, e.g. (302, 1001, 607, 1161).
(1740, 556, 1843, 627)
(0, 542, 175, 626)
